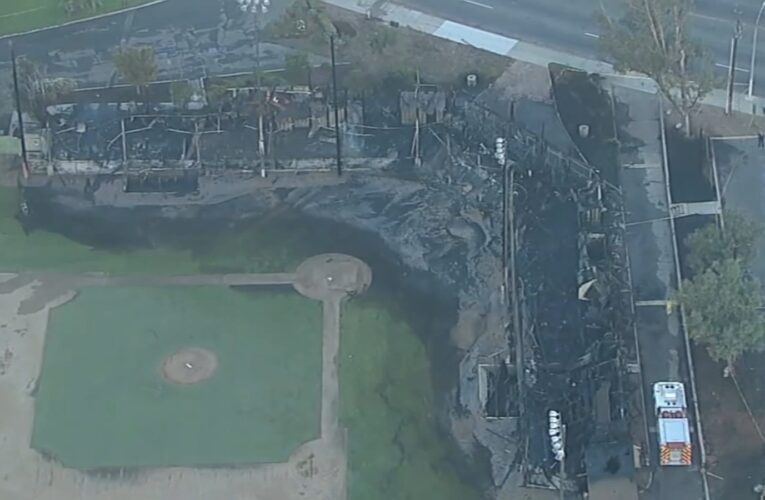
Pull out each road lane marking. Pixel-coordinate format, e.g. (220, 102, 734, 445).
(716, 63, 750, 73)
(462, 0, 494, 9)
(635, 300, 667, 307)
(690, 11, 753, 27)
(0, 6, 43, 18)
(584, 32, 600, 38)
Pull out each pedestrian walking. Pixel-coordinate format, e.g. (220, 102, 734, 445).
(758, 131, 764, 149)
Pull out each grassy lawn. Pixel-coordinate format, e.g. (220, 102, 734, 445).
(340, 298, 483, 500)
(32, 286, 322, 468)
(0, 186, 325, 274)
(0, 185, 480, 494)
(0, 187, 200, 273)
(0, 0, 153, 35)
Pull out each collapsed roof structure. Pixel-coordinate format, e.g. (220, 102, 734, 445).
(22, 78, 377, 184)
(455, 91, 641, 498)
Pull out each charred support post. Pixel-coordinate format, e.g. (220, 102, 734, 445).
(560, 424, 567, 500)
(330, 35, 342, 176)
(10, 42, 28, 177)
(501, 156, 508, 304)
(120, 119, 128, 163)
(509, 167, 525, 441)
(194, 121, 201, 164)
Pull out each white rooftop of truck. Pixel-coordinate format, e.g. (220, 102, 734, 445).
(653, 382, 687, 411)
(659, 417, 690, 443)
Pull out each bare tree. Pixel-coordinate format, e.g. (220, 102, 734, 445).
(597, 0, 715, 132)
(113, 46, 158, 96)
(60, 0, 103, 15)
(80, 0, 103, 12)
(17, 58, 76, 127)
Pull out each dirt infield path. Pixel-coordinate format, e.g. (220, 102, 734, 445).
(0, 272, 296, 314)
(294, 254, 372, 438)
(0, 254, 371, 500)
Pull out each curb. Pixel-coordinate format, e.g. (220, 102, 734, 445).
(0, 0, 167, 41)
(321, 0, 765, 117)
(658, 97, 712, 500)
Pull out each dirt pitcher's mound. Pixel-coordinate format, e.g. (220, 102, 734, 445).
(162, 348, 218, 385)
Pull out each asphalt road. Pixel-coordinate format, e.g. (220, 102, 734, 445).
(398, 0, 765, 97)
(0, 0, 313, 94)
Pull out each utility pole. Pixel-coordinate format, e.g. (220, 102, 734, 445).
(496, 136, 507, 304)
(237, 0, 267, 174)
(501, 153, 507, 306)
(559, 424, 567, 500)
(549, 410, 565, 499)
(411, 71, 421, 167)
(330, 35, 342, 176)
(726, 19, 743, 114)
(748, 1, 765, 99)
(10, 42, 28, 179)
(509, 167, 524, 425)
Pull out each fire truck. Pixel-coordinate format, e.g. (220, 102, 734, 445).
(653, 382, 692, 466)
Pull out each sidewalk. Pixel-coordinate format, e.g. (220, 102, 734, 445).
(612, 84, 706, 500)
(322, 0, 765, 117)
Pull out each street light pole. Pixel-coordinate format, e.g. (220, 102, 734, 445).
(9, 42, 28, 178)
(748, 1, 765, 99)
(238, 0, 268, 173)
(559, 424, 566, 500)
(726, 19, 743, 114)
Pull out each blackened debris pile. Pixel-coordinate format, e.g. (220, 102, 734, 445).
(511, 130, 636, 495)
(456, 82, 638, 497)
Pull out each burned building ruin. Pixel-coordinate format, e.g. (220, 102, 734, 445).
(15, 66, 643, 499)
(455, 93, 641, 498)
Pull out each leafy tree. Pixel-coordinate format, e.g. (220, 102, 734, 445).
(369, 28, 392, 54)
(113, 46, 157, 95)
(284, 53, 310, 85)
(597, 0, 715, 132)
(304, 0, 336, 39)
(170, 81, 194, 109)
(17, 58, 76, 127)
(205, 83, 229, 114)
(685, 211, 763, 274)
(678, 258, 765, 373)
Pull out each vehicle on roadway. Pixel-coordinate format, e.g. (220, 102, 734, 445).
(653, 381, 692, 466)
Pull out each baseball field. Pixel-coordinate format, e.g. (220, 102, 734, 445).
(31, 286, 322, 468)
(0, 185, 483, 500)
